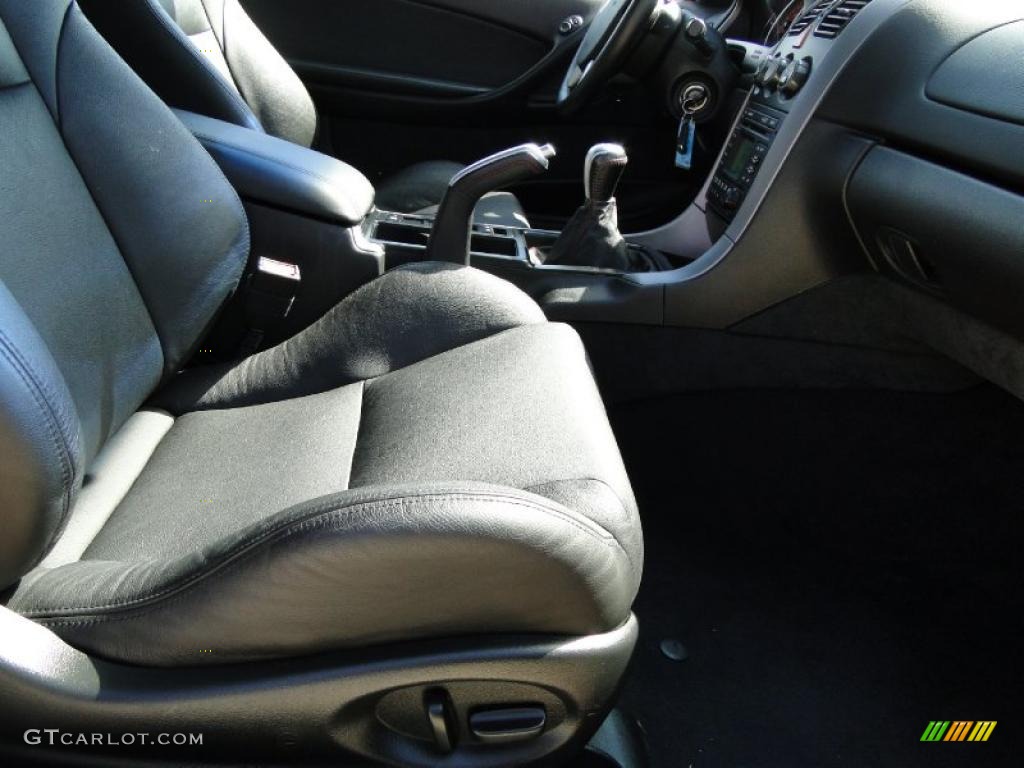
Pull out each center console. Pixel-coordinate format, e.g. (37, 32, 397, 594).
(364, 209, 666, 277)
(366, 140, 674, 276)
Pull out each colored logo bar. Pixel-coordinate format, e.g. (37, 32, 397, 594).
(921, 721, 997, 742)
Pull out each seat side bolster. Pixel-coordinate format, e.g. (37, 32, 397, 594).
(150, 263, 546, 414)
(9, 483, 637, 666)
(0, 285, 84, 588)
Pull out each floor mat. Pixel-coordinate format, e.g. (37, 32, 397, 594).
(610, 386, 1023, 768)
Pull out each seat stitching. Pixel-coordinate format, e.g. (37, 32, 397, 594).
(52, 0, 74, 130)
(197, 0, 225, 47)
(198, 0, 239, 101)
(340, 380, 364, 489)
(524, 476, 636, 523)
(23, 491, 622, 619)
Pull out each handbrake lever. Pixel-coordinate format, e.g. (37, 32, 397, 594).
(426, 143, 556, 265)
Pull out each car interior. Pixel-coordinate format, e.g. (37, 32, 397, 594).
(0, 0, 1021, 766)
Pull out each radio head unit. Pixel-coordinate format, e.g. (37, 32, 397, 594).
(707, 102, 785, 220)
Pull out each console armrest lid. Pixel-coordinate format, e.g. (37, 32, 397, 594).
(175, 109, 375, 226)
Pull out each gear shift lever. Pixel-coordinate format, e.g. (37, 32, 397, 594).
(545, 144, 671, 272)
(584, 143, 629, 204)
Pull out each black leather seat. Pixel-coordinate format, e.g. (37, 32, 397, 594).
(77, 0, 528, 226)
(0, 0, 640, 681)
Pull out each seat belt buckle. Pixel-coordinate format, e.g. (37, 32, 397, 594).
(240, 257, 301, 356)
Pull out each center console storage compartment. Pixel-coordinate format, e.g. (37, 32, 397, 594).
(365, 211, 530, 269)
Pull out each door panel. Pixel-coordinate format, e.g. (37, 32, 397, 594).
(410, 0, 605, 40)
(240, 0, 600, 91)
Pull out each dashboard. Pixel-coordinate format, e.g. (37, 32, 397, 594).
(634, 0, 1024, 346)
(818, 0, 1024, 340)
(534, 0, 1024, 401)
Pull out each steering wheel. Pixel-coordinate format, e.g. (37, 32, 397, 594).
(557, 0, 660, 113)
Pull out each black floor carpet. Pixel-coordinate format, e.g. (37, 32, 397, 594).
(609, 386, 1024, 768)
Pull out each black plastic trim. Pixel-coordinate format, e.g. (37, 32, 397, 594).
(847, 146, 1024, 340)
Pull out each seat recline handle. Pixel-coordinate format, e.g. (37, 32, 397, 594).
(426, 143, 556, 265)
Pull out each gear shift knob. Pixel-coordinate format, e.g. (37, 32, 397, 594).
(584, 143, 628, 204)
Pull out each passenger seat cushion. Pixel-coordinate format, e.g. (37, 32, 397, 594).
(151, 262, 546, 413)
(350, 323, 641, 557)
(10, 322, 641, 666)
(83, 385, 364, 560)
(11, 482, 638, 666)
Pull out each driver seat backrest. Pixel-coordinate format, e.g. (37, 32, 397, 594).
(79, 0, 318, 148)
(0, 0, 248, 588)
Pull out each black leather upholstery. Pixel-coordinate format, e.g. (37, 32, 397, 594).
(79, 0, 528, 225)
(0, 2, 641, 667)
(0, 0, 247, 586)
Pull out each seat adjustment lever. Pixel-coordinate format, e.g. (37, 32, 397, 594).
(469, 706, 547, 743)
(424, 688, 457, 754)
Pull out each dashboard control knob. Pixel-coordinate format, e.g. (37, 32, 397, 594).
(754, 57, 773, 85)
(723, 187, 742, 210)
(758, 55, 785, 89)
(780, 57, 813, 97)
(558, 14, 584, 35)
(778, 57, 798, 88)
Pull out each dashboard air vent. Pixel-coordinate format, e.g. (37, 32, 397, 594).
(787, 1, 832, 36)
(814, 0, 873, 39)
